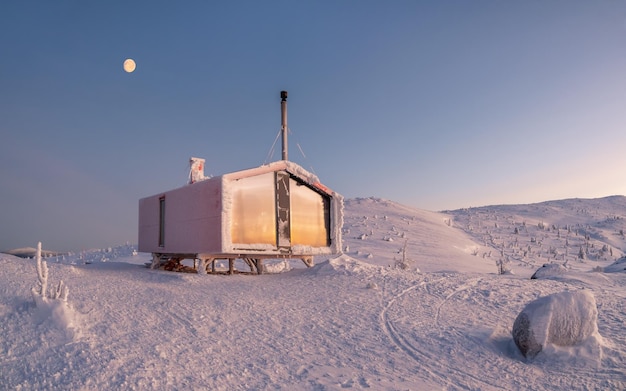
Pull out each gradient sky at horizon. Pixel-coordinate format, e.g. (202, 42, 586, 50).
(2, 1, 626, 252)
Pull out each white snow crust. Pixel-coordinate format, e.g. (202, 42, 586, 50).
(1, 196, 625, 390)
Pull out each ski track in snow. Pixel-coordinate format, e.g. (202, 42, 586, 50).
(381, 274, 505, 390)
(380, 275, 457, 389)
(380, 272, 626, 391)
(433, 277, 481, 327)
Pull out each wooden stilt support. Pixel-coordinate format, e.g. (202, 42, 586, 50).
(150, 253, 316, 275)
(197, 258, 208, 275)
(150, 253, 161, 269)
(243, 258, 256, 273)
(301, 256, 314, 268)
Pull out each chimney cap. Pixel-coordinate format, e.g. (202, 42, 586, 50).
(280, 91, 288, 101)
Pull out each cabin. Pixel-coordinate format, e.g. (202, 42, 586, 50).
(138, 160, 343, 274)
(138, 92, 343, 274)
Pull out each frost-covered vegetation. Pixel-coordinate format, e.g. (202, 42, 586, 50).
(31, 242, 69, 304)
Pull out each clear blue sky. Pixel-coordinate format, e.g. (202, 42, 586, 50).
(2, 1, 626, 252)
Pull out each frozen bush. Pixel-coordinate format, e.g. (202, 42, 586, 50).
(31, 242, 69, 304)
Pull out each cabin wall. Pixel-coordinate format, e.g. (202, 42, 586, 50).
(221, 168, 343, 256)
(289, 177, 330, 247)
(138, 178, 223, 254)
(228, 172, 278, 247)
(138, 196, 161, 252)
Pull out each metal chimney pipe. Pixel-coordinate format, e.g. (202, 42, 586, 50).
(280, 90, 288, 161)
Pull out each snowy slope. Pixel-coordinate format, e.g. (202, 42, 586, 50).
(1, 197, 625, 390)
(446, 195, 626, 278)
(342, 197, 495, 273)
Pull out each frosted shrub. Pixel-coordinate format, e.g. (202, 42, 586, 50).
(394, 240, 419, 271)
(30, 242, 77, 338)
(496, 258, 510, 275)
(31, 242, 69, 304)
(394, 258, 409, 270)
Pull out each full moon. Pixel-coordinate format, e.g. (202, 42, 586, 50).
(123, 59, 136, 73)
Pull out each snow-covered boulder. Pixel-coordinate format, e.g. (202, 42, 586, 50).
(512, 290, 599, 359)
(530, 263, 567, 280)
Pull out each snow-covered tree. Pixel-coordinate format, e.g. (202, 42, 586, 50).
(496, 257, 510, 275)
(394, 240, 415, 271)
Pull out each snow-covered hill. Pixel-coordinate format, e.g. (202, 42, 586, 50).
(1, 197, 625, 390)
(2, 247, 64, 259)
(447, 195, 626, 276)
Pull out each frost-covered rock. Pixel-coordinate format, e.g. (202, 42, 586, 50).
(512, 290, 599, 359)
(530, 263, 567, 280)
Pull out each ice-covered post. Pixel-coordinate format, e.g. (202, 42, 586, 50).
(151, 254, 161, 269)
(32, 242, 48, 301)
(197, 258, 208, 275)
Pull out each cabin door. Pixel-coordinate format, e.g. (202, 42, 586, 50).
(275, 171, 291, 248)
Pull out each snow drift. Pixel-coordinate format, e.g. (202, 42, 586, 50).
(604, 257, 626, 273)
(531, 263, 568, 280)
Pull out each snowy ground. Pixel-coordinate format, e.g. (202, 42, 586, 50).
(1, 196, 625, 390)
